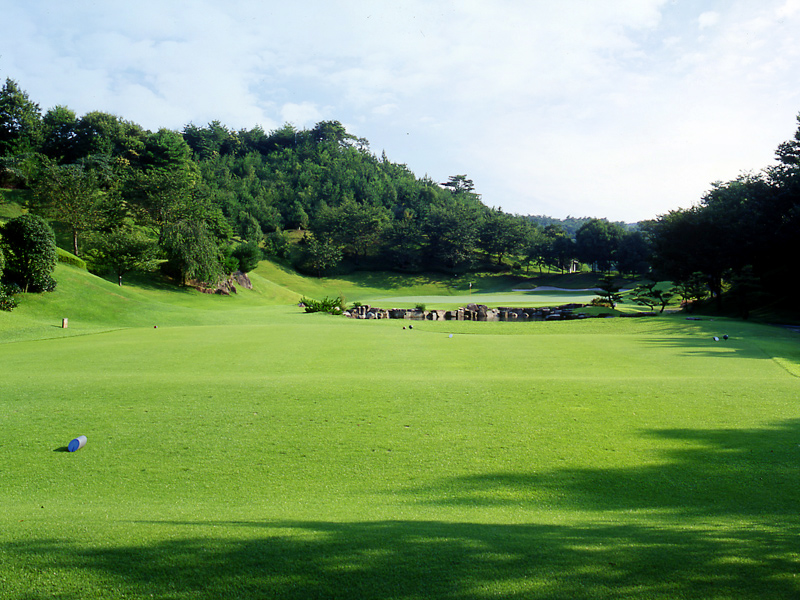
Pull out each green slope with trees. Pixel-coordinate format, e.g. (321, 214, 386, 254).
(2, 74, 800, 320)
(0, 77, 649, 289)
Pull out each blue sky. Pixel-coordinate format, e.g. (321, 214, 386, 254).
(3, 0, 800, 222)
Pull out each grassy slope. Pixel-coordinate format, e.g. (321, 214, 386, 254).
(2, 261, 800, 599)
(0, 189, 28, 221)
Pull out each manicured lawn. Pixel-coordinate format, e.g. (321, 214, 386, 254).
(1, 264, 799, 598)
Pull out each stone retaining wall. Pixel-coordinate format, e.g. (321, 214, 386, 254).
(343, 302, 592, 321)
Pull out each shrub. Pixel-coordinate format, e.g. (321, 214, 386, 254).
(27, 273, 57, 293)
(219, 245, 239, 275)
(263, 231, 290, 259)
(588, 297, 614, 308)
(0, 284, 17, 311)
(56, 247, 87, 270)
(231, 241, 261, 273)
(415, 302, 426, 312)
(300, 295, 346, 315)
(0, 214, 58, 292)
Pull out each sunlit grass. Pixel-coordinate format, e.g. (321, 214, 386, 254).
(1, 262, 799, 598)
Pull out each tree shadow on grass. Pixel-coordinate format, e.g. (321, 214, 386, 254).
(7, 421, 800, 599)
(108, 270, 198, 294)
(5, 518, 800, 600)
(398, 419, 800, 517)
(640, 319, 800, 371)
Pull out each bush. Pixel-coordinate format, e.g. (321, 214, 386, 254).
(27, 273, 57, 293)
(300, 295, 346, 315)
(0, 214, 57, 292)
(588, 297, 614, 308)
(231, 241, 261, 273)
(219, 245, 239, 275)
(56, 247, 87, 270)
(415, 302, 426, 312)
(0, 284, 18, 311)
(263, 231, 290, 259)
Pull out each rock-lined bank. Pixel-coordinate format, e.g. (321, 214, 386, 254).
(344, 303, 596, 321)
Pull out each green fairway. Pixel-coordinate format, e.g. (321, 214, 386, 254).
(2, 263, 800, 599)
(367, 290, 599, 308)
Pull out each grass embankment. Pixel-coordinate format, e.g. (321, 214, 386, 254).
(0, 189, 28, 221)
(1, 262, 800, 599)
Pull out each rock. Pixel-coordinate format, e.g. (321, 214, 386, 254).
(233, 270, 253, 290)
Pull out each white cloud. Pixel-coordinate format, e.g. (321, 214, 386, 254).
(698, 11, 721, 28)
(280, 102, 325, 128)
(2, 0, 800, 221)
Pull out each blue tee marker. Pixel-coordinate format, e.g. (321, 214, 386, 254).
(67, 435, 87, 452)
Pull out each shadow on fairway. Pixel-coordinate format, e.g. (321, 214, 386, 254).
(4, 518, 799, 599)
(8, 421, 800, 599)
(397, 418, 800, 516)
(641, 320, 800, 369)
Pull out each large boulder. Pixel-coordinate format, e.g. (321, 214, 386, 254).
(233, 270, 253, 290)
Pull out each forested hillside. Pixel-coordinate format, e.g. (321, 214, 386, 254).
(0, 77, 648, 285)
(1, 75, 799, 318)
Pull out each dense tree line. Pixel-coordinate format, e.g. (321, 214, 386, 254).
(643, 116, 800, 315)
(0, 76, 652, 290)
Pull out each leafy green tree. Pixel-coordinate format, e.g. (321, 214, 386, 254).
(300, 234, 343, 277)
(310, 120, 355, 147)
(382, 209, 422, 271)
(0, 214, 57, 292)
(72, 111, 147, 163)
(32, 161, 106, 255)
(0, 78, 42, 156)
(551, 232, 577, 273)
(142, 128, 194, 170)
(285, 200, 309, 230)
(183, 121, 240, 160)
(123, 165, 207, 229)
(521, 224, 550, 273)
(160, 219, 222, 285)
(88, 228, 159, 286)
(615, 230, 650, 276)
(478, 209, 523, 266)
(40, 105, 79, 162)
(311, 196, 389, 262)
(422, 200, 479, 268)
(575, 218, 624, 272)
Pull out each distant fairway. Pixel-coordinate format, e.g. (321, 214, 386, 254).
(368, 290, 598, 308)
(2, 263, 800, 599)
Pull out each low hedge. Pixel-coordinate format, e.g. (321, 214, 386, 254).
(56, 247, 87, 270)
